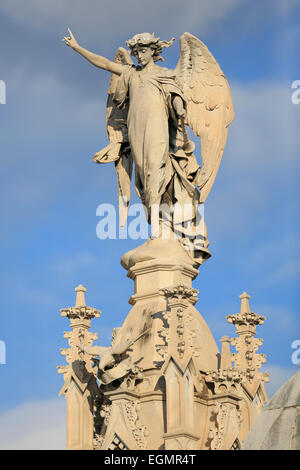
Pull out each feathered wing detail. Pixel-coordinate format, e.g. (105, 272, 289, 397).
(93, 47, 133, 226)
(106, 47, 133, 147)
(175, 33, 234, 203)
(111, 328, 151, 355)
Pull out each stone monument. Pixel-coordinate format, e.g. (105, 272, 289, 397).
(58, 30, 269, 450)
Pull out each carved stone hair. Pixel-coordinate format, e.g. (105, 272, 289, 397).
(126, 32, 175, 62)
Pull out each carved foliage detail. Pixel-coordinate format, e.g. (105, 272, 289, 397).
(158, 285, 200, 360)
(124, 401, 148, 450)
(208, 402, 241, 450)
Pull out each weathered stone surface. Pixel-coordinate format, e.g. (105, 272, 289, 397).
(265, 369, 300, 410)
(59, 276, 269, 450)
(243, 370, 300, 450)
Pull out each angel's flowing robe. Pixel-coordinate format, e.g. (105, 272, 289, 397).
(115, 65, 200, 204)
(112, 64, 206, 252)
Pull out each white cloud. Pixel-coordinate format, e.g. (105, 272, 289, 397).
(0, 399, 66, 450)
(1, 0, 298, 49)
(0, 0, 241, 41)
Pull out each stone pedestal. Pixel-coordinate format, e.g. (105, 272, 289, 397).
(127, 258, 199, 306)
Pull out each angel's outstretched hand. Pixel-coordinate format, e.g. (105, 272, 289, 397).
(63, 28, 79, 50)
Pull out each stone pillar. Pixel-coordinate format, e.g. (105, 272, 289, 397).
(58, 285, 100, 450)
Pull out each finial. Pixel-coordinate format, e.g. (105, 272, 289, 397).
(75, 284, 87, 307)
(239, 292, 250, 314)
(226, 292, 265, 332)
(220, 335, 230, 343)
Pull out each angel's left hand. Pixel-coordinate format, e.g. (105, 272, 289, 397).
(173, 95, 186, 119)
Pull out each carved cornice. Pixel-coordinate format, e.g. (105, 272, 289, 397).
(61, 305, 100, 321)
(160, 285, 199, 304)
(226, 292, 265, 335)
(226, 312, 265, 335)
(205, 368, 246, 395)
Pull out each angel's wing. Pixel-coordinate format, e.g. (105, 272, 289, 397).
(111, 338, 132, 356)
(111, 328, 151, 355)
(106, 47, 133, 146)
(175, 33, 234, 203)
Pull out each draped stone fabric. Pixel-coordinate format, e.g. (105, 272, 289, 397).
(113, 64, 204, 251)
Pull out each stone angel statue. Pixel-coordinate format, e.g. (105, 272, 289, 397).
(63, 30, 234, 260)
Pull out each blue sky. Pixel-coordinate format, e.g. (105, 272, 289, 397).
(0, 0, 299, 449)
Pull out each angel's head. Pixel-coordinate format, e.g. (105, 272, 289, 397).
(126, 32, 175, 65)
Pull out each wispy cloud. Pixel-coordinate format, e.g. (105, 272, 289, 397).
(0, 0, 241, 41)
(265, 258, 300, 285)
(1, 0, 298, 44)
(0, 65, 108, 241)
(53, 252, 96, 279)
(261, 363, 297, 397)
(255, 304, 298, 334)
(207, 80, 300, 244)
(0, 399, 66, 450)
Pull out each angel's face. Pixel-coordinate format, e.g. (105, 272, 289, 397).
(132, 45, 154, 67)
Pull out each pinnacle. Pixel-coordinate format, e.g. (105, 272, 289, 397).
(75, 284, 86, 306)
(239, 291, 250, 314)
(239, 291, 250, 300)
(220, 336, 230, 342)
(75, 284, 87, 292)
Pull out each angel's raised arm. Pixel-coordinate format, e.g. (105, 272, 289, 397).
(63, 28, 124, 76)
